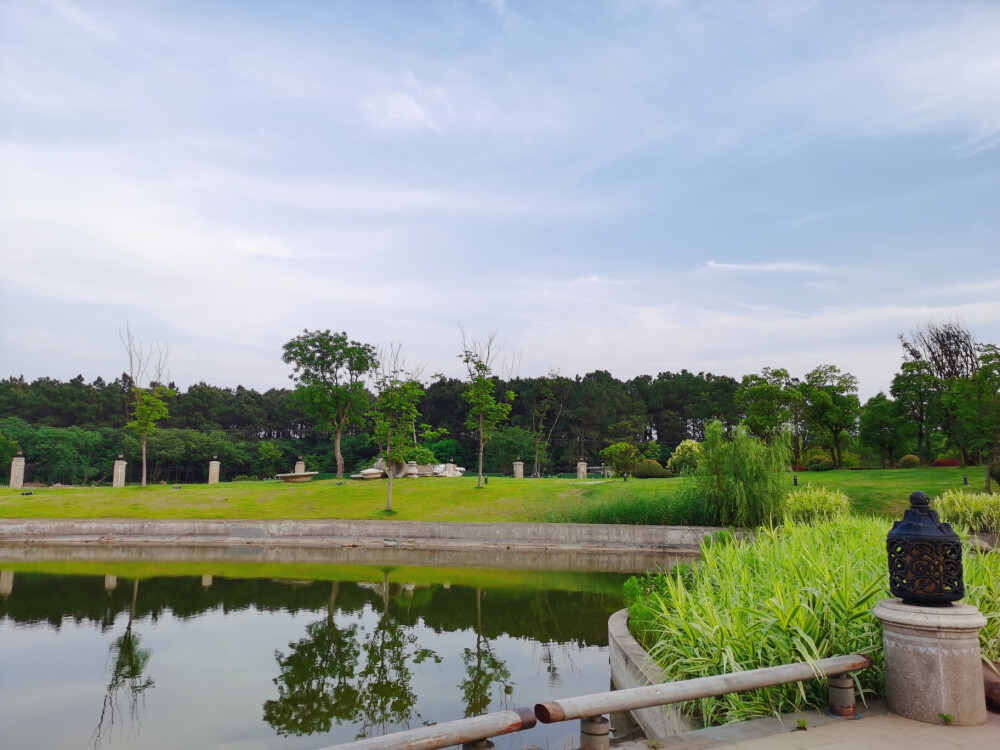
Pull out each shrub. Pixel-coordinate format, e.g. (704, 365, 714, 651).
(782, 485, 851, 523)
(401, 445, 437, 464)
(633, 459, 669, 479)
(991, 455, 1000, 484)
(898, 454, 921, 469)
(840, 451, 861, 469)
(810, 459, 835, 472)
(666, 440, 701, 477)
(624, 517, 1000, 727)
(935, 489, 1000, 534)
(931, 458, 961, 467)
(693, 421, 790, 527)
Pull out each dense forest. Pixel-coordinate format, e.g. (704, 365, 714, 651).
(1, 321, 997, 485)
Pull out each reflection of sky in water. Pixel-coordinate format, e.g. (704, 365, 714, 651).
(0, 582, 616, 750)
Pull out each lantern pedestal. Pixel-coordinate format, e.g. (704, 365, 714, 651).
(874, 599, 987, 726)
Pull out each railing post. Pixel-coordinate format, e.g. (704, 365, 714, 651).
(579, 715, 609, 750)
(828, 674, 857, 717)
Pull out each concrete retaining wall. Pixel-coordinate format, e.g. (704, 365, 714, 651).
(0, 519, 719, 552)
(608, 608, 694, 738)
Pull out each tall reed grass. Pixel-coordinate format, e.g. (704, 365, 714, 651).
(781, 485, 851, 523)
(935, 489, 1000, 534)
(625, 517, 999, 726)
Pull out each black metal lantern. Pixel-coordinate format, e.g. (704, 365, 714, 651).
(887, 491, 963, 606)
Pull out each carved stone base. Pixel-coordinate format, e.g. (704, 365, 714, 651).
(874, 599, 987, 726)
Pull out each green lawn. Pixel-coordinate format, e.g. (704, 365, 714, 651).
(0, 466, 985, 522)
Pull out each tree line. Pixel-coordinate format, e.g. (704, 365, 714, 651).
(1, 320, 997, 490)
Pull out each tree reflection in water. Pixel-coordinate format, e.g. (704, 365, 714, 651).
(263, 582, 362, 735)
(90, 580, 155, 749)
(263, 572, 442, 740)
(459, 588, 513, 717)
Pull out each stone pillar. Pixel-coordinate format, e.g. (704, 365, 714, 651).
(104, 575, 117, 591)
(112, 458, 127, 488)
(445, 462, 458, 477)
(874, 599, 987, 726)
(0, 570, 13, 598)
(9, 454, 25, 489)
(201, 574, 213, 587)
(294, 459, 305, 474)
(513, 461, 524, 479)
(10, 455, 24, 490)
(208, 460, 221, 484)
(576, 461, 587, 480)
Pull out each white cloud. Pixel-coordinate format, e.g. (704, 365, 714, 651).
(705, 261, 831, 273)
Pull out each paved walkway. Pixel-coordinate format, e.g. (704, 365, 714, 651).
(614, 701, 999, 750)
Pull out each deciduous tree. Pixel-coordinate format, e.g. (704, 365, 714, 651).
(460, 330, 516, 488)
(282, 330, 378, 479)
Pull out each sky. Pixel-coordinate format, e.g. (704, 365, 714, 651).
(1, 0, 999, 401)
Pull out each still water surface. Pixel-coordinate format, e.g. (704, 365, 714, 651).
(0, 562, 631, 750)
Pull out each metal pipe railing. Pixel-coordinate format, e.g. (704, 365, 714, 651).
(535, 653, 873, 723)
(317, 653, 872, 750)
(314, 707, 536, 750)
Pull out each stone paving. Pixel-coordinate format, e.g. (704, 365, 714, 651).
(613, 700, 999, 750)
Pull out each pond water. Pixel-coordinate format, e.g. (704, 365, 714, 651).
(0, 556, 648, 750)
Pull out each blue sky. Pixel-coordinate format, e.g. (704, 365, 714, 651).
(1, 0, 998, 399)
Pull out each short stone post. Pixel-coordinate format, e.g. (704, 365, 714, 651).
(294, 457, 305, 474)
(112, 455, 127, 488)
(513, 461, 524, 479)
(576, 461, 587, 480)
(0, 570, 13, 598)
(202, 574, 213, 587)
(104, 575, 117, 591)
(579, 716, 609, 750)
(874, 600, 987, 725)
(9, 452, 25, 489)
(208, 458, 220, 484)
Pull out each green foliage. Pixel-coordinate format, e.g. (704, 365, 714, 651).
(802, 365, 861, 468)
(665, 440, 701, 477)
(547, 483, 710, 526)
(935, 489, 1000, 534)
(423, 438, 469, 468)
(401, 445, 437, 465)
(461, 340, 515, 487)
(735, 367, 800, 443)
(0, 429, 19, 467)
(991, 455, 1000, 484)
(370, 353, 424, 512)
(625, 518, 889, 726)
(781, 485, 851, 523)
(810, 459, 835, 472)
(693, 421, 791, 527)
(483, 425, 532, 474)
(599, 442, 643, 480)
(898, 454, 921, 469)
(282, 330, 378, 478)
(256, 441, 283, 477)
(633, 459, 668, 479)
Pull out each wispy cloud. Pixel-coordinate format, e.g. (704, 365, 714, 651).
(705, 261, 831, 273)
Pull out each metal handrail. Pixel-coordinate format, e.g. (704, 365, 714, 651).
(535, 653, 873, 723)
(314, 707, 536, 750)
(316, 653, 872, 750)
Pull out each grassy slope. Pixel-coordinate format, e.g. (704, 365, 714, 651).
(0, 466, 984, 521)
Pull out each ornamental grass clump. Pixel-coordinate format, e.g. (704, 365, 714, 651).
(935, 489, 1000, 535)
(624, 517, 1000, 727)
(781, 485, 851, 524)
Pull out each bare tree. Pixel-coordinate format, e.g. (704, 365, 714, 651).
(120, 325, 174, 487)
(899, 319, 980, 380)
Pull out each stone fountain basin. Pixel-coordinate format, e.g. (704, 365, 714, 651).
(275, 472, 319, 483)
